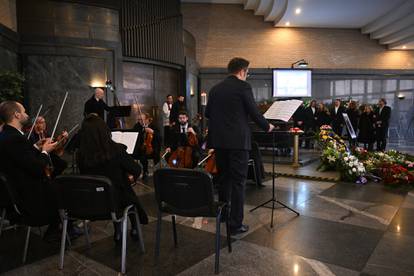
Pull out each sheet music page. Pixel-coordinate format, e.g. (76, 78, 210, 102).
(111, 131, 139, 154)
(263, 99, 303, 122)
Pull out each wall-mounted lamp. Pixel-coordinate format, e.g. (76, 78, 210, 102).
(398, 93, 405, 100)
(201, 91, 207, 106)
(105, 80, 115, 91)
(291, 59, 309, 68)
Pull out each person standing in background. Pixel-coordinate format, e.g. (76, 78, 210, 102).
(346, 101, 360, 147)
(375, 98, 391, 151)
(330, 99, 345, 136)
(169, 95, 186, 126)
(358, 105, 376, 151)
(162, 94, 173, 145)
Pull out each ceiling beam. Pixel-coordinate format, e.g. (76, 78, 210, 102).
(255, 0, 272, 16)
(268, 0, 287, 25)
(362, 0, 414, 34)
(380, 25, 414, 45)
(370, 11, 414, 40)
(244, 0, 259, 10)
(388, 35, 414, 49)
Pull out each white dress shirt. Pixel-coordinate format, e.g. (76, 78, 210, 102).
(162, 102, 172, 126)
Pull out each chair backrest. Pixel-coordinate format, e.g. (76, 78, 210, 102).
(153, 168, 215, 217)
(0, 172, 21, 213)
(55, 175, 117, 220)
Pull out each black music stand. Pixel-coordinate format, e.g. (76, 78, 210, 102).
(107, 106, 131, 129)
(249, 131, 299, 228)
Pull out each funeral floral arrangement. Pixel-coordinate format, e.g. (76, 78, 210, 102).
(317, 126, 414, 187)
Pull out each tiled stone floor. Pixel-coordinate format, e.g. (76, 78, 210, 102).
(1, 165, 413, 275)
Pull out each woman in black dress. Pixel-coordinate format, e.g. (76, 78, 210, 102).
(77, 115, 148, 242)
(358, 105, 376, 151)
(316, 103, 331, 128)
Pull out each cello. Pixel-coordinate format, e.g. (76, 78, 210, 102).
(167, 126, 199, 169)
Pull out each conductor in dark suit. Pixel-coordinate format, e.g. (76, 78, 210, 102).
(0, 101, 58, 225)
(84, 87, 111, 120)
(375, 98, 391, 151)
(330, 99, 345, 136)
(205, 57, 274, 235)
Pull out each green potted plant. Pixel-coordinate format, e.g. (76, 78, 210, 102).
(0, 71, 25, 102)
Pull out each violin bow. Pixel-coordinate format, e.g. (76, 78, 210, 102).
(50, 91, 68, 141)
(55, 123, 79, 147)
(134, 95, 147, 128)
(27, 104, 43, 140)
(197, 153, 213, 167)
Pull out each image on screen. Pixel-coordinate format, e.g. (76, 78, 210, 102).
(273, 69, 312, 97)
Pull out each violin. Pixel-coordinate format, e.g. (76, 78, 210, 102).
(136, 103, 154, 157)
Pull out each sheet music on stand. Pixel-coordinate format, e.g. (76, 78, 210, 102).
(111, 131, 139, 154)
(263, 99, 303, 122)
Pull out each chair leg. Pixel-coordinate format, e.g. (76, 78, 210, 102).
(252, 161, 258, 186)
(22, 226, 31, 264)
(121, 215, 128, 274)
(215, 212, 221, 274)
(59, 218, 68, 269)
(0, 208, 6, 236)
(154, 210, 162, 262)
(133, 210, 145, 253)
(172, 215, 178, 248)
(83, 220, 91, 248)
(225, 213, 232, 253)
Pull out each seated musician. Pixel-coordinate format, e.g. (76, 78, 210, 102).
(132, 112, 161, 179)
(166, 111, 201, 168)
(77, 114, 148, 242)
(0, 101, 79, 238)
(27, 116, 68, 177)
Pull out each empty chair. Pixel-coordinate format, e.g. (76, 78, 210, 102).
(153, 168, 232, 274)
(55, 175, 145, 274)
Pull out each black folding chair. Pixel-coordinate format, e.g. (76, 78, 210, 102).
(55, 175, 145, 274)
(0, 172, 48, 263)
(0, 172, 11, 236)
(153, 168, 232, 274)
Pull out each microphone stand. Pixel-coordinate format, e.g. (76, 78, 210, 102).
(249, 130, 300, 228)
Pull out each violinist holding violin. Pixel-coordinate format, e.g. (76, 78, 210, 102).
(27, 115, 69, 177)
(132, 112, 161, 179)
(0, 101, 60, 226)
(165, 111, 201, 168)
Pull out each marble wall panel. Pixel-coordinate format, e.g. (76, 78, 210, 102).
(24, 55, 108, 133)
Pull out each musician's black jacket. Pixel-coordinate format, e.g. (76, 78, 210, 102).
(205, 75, 269, 150)
(168, 124, 201, 151)
(0, 125, 57, 225)
(84, 95, 110, 119)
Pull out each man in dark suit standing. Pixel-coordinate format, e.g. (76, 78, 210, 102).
(304, 99, 318, 148)
(330, 99, 345, 136)
(205, 57, 274, 235)
(169, 95, 186, 126)
(84, 87, 111, 120)
(375, 98, 391, 151)
(0, 101, 58, 225)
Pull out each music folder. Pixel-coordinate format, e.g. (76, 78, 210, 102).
(263, 99, 303, 122)
(111, 130, 139, 154)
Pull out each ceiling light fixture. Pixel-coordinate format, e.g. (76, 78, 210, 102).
(295, 8, 301, 14)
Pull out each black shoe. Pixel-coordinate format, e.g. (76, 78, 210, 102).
(230, 224, 249, 235)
